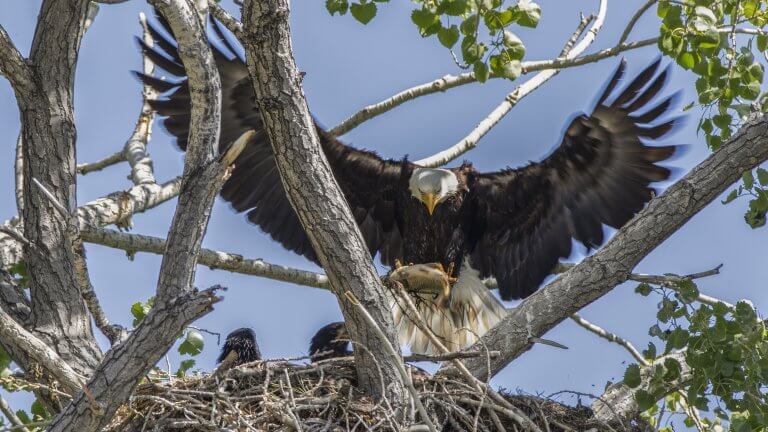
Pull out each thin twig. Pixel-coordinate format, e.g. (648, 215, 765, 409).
(208, 0, 242, 34)
(570, 313, 647, 365)
(0, 394, 29, 432)
(618, 0, 657, 45)
(77, 150, 126, 175)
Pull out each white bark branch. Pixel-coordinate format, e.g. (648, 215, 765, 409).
(76, 151, 126, 175)
(0, 177, 182, 270)
(329, 26, 755, 139)
(123, 13, 159, 186)
(81, 227, 330, 288)
(450, 113, 768, 380)
(415, 0, 608, 167)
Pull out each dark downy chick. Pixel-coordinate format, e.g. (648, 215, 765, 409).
(217, 328, 261, 371)
(309, 322, 351, 361)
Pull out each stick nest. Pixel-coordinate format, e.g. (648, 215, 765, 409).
(105, 358, 645, 431)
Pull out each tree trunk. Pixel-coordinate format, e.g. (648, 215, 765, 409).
(240, 0, 407, 404)
(18, 0, 102, 378)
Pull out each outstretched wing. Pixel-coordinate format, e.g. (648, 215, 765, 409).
(468, 59, 681, 300)
(136, 17, 409, 266)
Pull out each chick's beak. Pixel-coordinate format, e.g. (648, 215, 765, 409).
(421, 192, 438, 216)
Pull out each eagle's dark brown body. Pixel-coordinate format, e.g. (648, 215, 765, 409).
(139, 17, 680, 302)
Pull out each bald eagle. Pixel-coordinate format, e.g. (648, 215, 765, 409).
(138, 18, 680, 354)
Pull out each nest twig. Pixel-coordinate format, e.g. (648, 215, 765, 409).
(103, 359, 646, 431)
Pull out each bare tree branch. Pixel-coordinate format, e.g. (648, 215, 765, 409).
(80, 227, 331, 288)
(0, 25, 34, 94)
(76, 151, 126, 175)
(415, 0, 608, 167)
(329, 27, 756, 139)
(208, 0, 243, 34)
(122, 12, 159, 186)
(618, 0, 657, 45)
(0, 394, 29, 432)
(240, 0, 406, 402)
(0, 303, 85, 395)
(0, 177, 181, 270)
(47, 0, 228, 429)
(570, 313, 647, 365)
(450, 113, 768, 380)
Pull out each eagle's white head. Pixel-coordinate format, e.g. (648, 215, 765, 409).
(408, 168, 459, 216)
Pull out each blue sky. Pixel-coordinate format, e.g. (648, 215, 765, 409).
(1, 0, 766, 424)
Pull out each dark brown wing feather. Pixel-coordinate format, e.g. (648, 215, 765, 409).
(468, 59, 681, 300)
(136, 17, 409, 266)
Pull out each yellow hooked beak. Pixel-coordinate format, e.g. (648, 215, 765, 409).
(421, 192, 438, 216)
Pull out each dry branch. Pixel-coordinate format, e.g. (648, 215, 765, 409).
(452, 114, 768, 380)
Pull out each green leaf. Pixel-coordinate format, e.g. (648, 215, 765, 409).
(175, 359, 196, 378)
(178, 329, 205, 356)
(635, 389, 657, 411)
(326, 0, 349, 16)
(459, 14, 478, 36)
(758, 34, 768, 52)
(438, 25, 460, 48)
(624, 364, 642, 388)
(0, 345, 10, 373)
(713, 113, 732, 129)
(502, 30, 525, 60)
(676, 279, 699, 304)
(515, 0, 541, 28)
(722, 188, 738, 204)
(635, 283, 652, 296)
(411, 9, 439, 29)
(444, 0, 469, 16)
(663, 357, 682, 382)
(743, 170, 755, 190)
(350, 2, 377, 24)
(15, 410, 31, 425)
(130, 299, 154, 327)
(677, 51, 695, 70)
(693, 6, 717, 25)
(474, 61, 490, 83)
(757, 168, 768, 186)
(31, 400, 49, 420)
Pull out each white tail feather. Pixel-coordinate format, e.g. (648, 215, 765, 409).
(390, 260, 507, 355)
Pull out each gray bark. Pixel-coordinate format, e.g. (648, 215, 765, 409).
(240, 0, 406, 403)
(16, 0, 102, 378)
(46, 0, 226, 430)
(450, 114, 768, 380)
